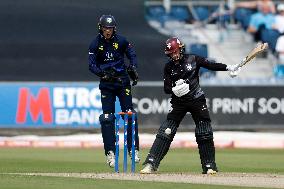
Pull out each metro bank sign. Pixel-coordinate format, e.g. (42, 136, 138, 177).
(0, 83, 103, 128)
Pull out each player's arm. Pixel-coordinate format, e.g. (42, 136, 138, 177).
(125, 38, 139, 86)
(195, 56, 228, 71)
(163, 65, 173, 94)
(125, 39, 138, 68)
(236, 1, 258, 9)
(165, 65, 189, 97)
(195, 56, 241, 78)
(88, 41, 104, 77)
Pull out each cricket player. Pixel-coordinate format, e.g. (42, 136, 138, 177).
(140, 37, 240, 174)
(88, 15, 140, 168)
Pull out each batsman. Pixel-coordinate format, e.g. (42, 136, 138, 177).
(140, 37, 241, 174)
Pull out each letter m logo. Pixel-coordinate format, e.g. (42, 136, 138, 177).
(16, 88, 53, 124)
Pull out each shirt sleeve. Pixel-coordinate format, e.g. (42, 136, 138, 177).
(88, 40, 104, 77)
(195, 56, 227, 71)
(163, 64, 173, 94)
(124, 39, 138, 68)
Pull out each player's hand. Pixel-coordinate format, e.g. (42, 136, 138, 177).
(172, 82, 189, 97)
(127, 66, 138, 86)
(229, 67, 241, 78)
(101, 73, 113, 81)
(175, 79, 185, 86)
(226, 64, 240, 72)
(131, 80, 138, 86)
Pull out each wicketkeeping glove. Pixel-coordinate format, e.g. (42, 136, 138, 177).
(101, 72, 115, 81)
(127, 66, 138, 86)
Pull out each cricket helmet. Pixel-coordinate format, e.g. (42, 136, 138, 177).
(165, 37, 185, 60)
(165, 37, 185, 55)
(98, 15, 117, 35)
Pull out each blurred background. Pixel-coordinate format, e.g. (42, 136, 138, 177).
(0, 0, 283, 148)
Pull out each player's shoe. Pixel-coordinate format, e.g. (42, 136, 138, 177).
(202, 162, 218, 175)
(106, 151, 115, 168)
(140, 163, 155, 174)
(206, 169, 217, 175)
(129, 150, 140, 163)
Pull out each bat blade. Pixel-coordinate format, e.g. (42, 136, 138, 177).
(239, 42, 268, 67)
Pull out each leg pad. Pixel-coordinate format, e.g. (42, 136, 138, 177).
(195, 120, 217, 173)
(143, 119, 179, 169)
(99, 114, 115, 155)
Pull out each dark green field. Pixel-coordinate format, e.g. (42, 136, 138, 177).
(0, 148, 283, 189)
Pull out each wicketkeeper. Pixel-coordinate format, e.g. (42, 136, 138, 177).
(140, 37, 240, 174)
(88, 15, 140, 168)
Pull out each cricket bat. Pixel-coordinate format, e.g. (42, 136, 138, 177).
(237, 42, 269, 69)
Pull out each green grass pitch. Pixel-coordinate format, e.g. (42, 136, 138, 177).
(0, 148, 283, 189)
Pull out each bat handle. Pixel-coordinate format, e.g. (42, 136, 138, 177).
(237, 58, 247, 69)
(234, 63, 241, 71)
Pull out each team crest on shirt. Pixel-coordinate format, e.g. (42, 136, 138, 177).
(104, 52, 114, 61)
(113, 42, 118, 50)
(186, 64, 192, 71)
(99, 45, 104, 50)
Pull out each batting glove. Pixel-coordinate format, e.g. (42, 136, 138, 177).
(172, 82, 190, 97)
(175, 79, 185, 86)
(226, 64, 240, 72)
(229, 67, 241, 78)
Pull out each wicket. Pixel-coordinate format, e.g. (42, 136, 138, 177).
(115, 112, 136, 173)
